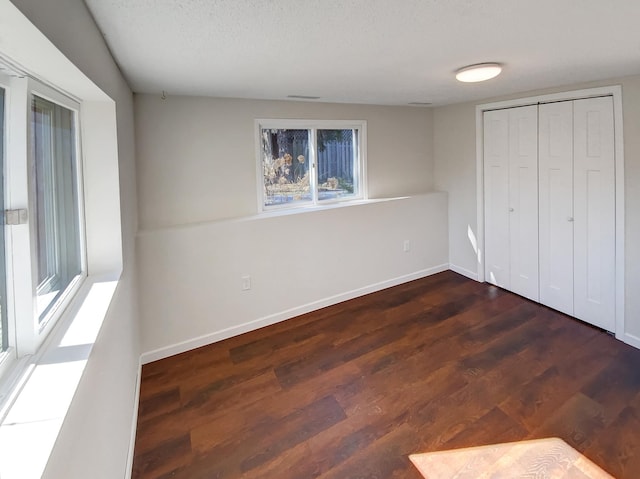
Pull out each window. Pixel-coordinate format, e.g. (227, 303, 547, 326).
(0, 86, 7, 355)
(31, 95, 83, 322)
(258, 120, 366, 210)
(25, 82, 85, 342)
(0, 71, 86, 376)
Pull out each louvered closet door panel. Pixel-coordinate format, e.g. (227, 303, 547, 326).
(539, 101, 574, 315)
(508, 105, 539, 301)
(484, 109, 510, 288)
(573, 96, 615, 331)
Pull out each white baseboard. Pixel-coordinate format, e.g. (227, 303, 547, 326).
(140, 264, 449, 364)
(449, 263, 479, 281)
(621, 331, 640, 350)
(448, 264, 639, 351)
(124, 363, 142, 479)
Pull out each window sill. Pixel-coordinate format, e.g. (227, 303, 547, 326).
(0, 273, 120, 479)
(255, 197, 405, 219)
(138, 196, 419, 235)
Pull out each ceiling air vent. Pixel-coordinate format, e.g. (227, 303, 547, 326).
(287, 95, 321, 100)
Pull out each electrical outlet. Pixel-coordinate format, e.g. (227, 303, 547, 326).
(241, 275, 251, 291)
(403, 240, 411, 252)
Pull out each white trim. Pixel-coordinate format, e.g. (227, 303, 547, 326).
(254, 119, 264, 213)
(475, 85, 626, 342)
(477, 86, 620, 112)
(0, 73, 16, 375)
(5, 75, 29, 359)
(124, 362, 142, 479)
(358, 124, 368, 201)
(310, 126, 318, 204)
(0, 350, 20, 396)
(622, 332, 640, 350)
(256, 118, 366, 129)
(449, 263, 479, 281)
(28, 79, 80, 112)
(11, 77, 88, 355)
(140, 264, 449, 364)
(612, 89, 626, 343)
(475, 105, 485, 283)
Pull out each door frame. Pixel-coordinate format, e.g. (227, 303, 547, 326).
(474, 85, 628, 344)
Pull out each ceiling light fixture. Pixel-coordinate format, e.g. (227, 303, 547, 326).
(455, 63, 503, 83)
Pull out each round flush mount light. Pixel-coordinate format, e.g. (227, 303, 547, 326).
(455, 63, 503, 82)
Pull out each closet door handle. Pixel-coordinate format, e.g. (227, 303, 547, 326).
(509, 208, 514, 212)
(567, 217, 574, 222)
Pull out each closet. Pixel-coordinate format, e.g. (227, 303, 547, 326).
(483, 96, 616, 332)
(484, 105, 539, 302)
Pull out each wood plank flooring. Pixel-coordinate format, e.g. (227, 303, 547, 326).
(132, 271, 640, 478)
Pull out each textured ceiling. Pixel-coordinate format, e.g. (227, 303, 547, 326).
(84, 0, 640, 106)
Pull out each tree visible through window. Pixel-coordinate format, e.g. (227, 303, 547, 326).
(262, 129, 311, 205)
(317, 129, 357, 199)
(259, 121, 364, 209)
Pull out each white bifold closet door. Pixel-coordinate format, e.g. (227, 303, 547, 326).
(573, 97, 615, 331)
(539, 101, 574, 315)
(539, 97, 615, 331)
(484, 105, 539, 301)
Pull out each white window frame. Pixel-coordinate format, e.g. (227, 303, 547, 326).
(255, 119, 367, 212)
(1, 73, 87, 361)
(0, 71, 15, 381)
(29, 81, 87, 329)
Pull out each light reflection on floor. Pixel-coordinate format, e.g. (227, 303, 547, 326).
(409, 438, 613, 478)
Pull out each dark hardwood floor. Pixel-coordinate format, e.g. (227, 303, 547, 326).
(132, 271, 640, 478)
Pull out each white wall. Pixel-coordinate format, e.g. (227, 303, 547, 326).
(9, 1, 140, 478)
(135, 95, 434, 228)
(433, 103, 478, 279)
(433, 75, 640, 342)
(139, 194, 448, 359)
(135, 95, 443, 357)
